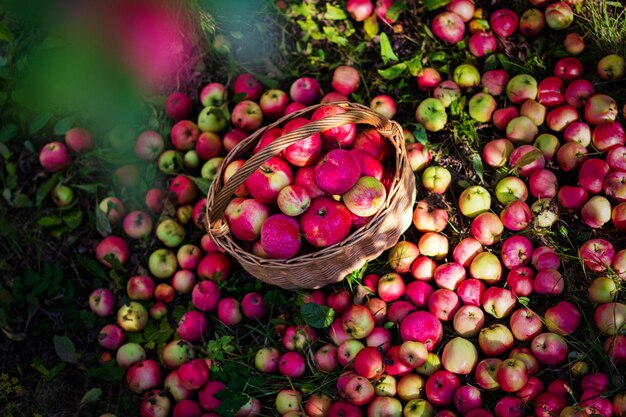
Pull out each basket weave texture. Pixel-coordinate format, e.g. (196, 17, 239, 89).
(205, 102, 416, 290)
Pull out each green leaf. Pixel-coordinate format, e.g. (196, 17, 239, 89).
(512, 149, 544, 171)
(427, 51, 448, 64)
(471, 154, 484, 184)
(80, 388, 102, 406)
(38, 216, 63, 227)
(189, 176, 212, 197)
(215, 390, 249, 417)
(324, 3, 347, 20)
(73, 183, 99, 193)
(62, 209, 83, 230)
(413, 124, 428, 145)
(377, 62, 407, 80)
(35, 173, 62, 206)
(85, 362, 125, 382)
(386, 2, 406, 22)
(300, 303, 335, 329)
(323, 26, 348, 46)
(77, 255, 107, 281)
(95, 204, 112, 236)
(379, 33, 399, 65)
(484, 54, 500, 71)
(13, 193, 31, 208)
(363, 15, 379, 39)
(53, 335, 79, 364)
(0, 22, 14, 43)
(406, 55, 423, 76)
(0, 124, 17, 143)
(53, 117, 75, 135)
(423, 0, 451, 10)
(29, 112, 54, 135)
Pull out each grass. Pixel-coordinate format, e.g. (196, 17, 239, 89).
(578, 1, 626, 58)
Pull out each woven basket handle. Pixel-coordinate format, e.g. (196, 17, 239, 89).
(207, 102, 394, 233)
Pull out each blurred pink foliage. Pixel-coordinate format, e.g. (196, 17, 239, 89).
(89, 0, 201, 93)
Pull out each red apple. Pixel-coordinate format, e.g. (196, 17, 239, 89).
(400, 311, 443, 351)
(245, 156, 293, 204)
(496, 359, 528, 393)
(300, 197, 352, 248)
(234, 73, 263, 101)
(311, 104, 357, 150)
(531, 332, 568, 365)
(509, 308, 543, 341)
(39, 141, 71, 173)
(281, 118, 322, 167)
(260, 89, 289, 120)
(506, 267, 534, 297)
(65, 127, 94, 153)
(432, 12, 465, 44)
(260, 214, 301, 259)
(425, 370, 460, 407)
(592, 121, 625, 152)
(554, 57, 583, 82)
(290, 77, 321, 105)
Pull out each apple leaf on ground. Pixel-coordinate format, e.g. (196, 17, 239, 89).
(380, 33, 399, 65)
(53, 116, 75, 135)
(324, 4, 347, 20)
(472, 154, 485, 184)
(53, 335, 79, 364)
(80, 388, 102, 406)
(423, 0, 451, 11)
(301, 302, 335, 328)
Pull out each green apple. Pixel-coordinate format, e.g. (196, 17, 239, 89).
(597, 54, 626, 81)
(415, 98, 447, 132)
(587, 276, 618, 304)
(198, 105, 229, 133)
(403, 399, 434, 417)
(520, 99, 547, 125)
(148, 249, 178, 279)
(158, 150, 183, 174)
(117, 302, 149, 332)
(183, 150, 200, 169)
(453, 64, 481, 88)
(534, 133, 560, 161)
(468, 92, 497, 123)
(421, 166, 452, 194)
(50, 184, 75, 207)
(374, 374, 398, 397)
(458, 185, 492, 218)
(495, 176, 528, 205)
(156, 219, 186, 248)
(201, 157, 225, 180)
(506, 74, 538, 104)
(469, 252, 502, 283)
(531, 198, 559, 228)
(415, 352, 442, 376)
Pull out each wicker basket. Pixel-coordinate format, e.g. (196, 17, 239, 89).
(205, 102, 416, 290)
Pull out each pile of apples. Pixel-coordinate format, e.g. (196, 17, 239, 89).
(221, 106, 398, 260)
(431, 0, 577, 58)
(33, 0, 626, 416)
